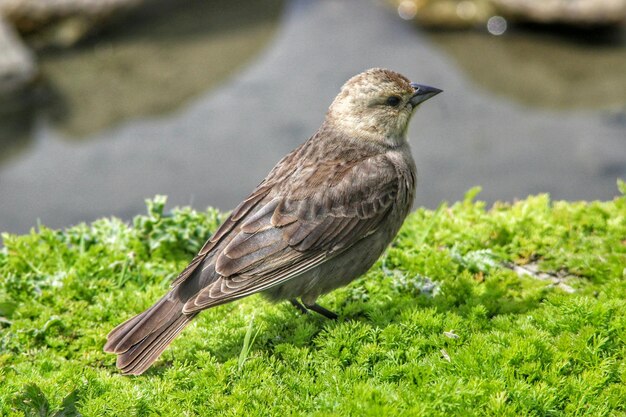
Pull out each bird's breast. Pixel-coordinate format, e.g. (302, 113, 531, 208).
(386, 147, 417, 211)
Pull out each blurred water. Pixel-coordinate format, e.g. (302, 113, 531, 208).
(0, 0, 625, 235)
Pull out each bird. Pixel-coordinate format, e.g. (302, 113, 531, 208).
(104, 68, 442, 375)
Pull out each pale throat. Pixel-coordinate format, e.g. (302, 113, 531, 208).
(326, 103, 410, 148)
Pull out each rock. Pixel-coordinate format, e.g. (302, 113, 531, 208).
(0, 0, 144, 47)
(391, 0, 626, 28)
(492, 0, 626, 26)
(0, 0, 143, 99)
(0, 16, 35, 97)
(392, 0, 496, 28)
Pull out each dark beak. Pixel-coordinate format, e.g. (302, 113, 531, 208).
(409, 83, 442, 106)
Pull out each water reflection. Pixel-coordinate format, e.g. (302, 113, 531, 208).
(429, 26, 626, 109)
(0, 0, 624, 236)
(0, 104, 37, 164)
(0, 0, 285, 143)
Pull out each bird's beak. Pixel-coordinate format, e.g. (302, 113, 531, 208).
(409, 83, 442, 106)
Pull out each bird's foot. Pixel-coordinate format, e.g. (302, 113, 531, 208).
(303, 301, 338, 320)
(290, 299, 309, 315)
(289, 299, 338, 320)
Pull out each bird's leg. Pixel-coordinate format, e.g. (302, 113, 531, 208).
(290, 299, 309, 315)
(303, 301, 338, 320)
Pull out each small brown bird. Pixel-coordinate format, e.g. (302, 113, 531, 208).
(104, 68, 442, 375)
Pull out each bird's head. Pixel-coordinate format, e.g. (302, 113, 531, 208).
(326, 68, 441, 147)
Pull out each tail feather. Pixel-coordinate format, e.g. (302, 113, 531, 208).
(103, 310, 149, 352)
(117, 313, 195, 375)
(104, 292, 196, 375)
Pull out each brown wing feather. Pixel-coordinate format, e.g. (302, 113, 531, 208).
(181, 154, 400, 313)
(170, 186, 271, 287)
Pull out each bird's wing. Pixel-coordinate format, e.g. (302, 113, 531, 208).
(170, 186, 272, 287)
(178, 154, 401, 313)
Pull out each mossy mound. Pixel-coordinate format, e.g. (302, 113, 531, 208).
(1, 186, 625, 416)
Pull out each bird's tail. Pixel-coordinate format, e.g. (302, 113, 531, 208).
(103, 293, 196, 375)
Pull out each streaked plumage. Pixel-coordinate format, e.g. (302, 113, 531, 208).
(104, 68, 442, 375)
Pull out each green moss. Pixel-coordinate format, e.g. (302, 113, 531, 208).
(1, 187, 625, 416)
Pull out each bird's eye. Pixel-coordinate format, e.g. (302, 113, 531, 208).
(386, 96, 401, 107)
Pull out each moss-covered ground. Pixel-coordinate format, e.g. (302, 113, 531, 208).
(1, 185, 625, 416)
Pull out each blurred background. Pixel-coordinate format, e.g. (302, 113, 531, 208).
(0, 0, 625, 235)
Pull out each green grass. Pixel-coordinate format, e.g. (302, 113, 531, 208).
(1, 185, 625, 416)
